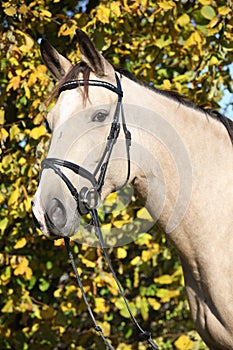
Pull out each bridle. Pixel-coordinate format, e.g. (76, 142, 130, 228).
(40, 73, 159, 349)
(42, 74, 130, 216)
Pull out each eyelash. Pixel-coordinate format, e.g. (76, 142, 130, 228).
(92, 111, 108, 122)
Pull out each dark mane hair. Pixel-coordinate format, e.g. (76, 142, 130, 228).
(50, 62, 233, 143)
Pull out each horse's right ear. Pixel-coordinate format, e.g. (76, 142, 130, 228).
(40, 39, 73, 80)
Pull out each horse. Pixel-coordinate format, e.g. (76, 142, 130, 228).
(32, 28, 233, 349)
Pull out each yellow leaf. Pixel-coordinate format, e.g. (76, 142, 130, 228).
(136, 208, 153, 221)
(81, 257, 96, 268)
(54, 238, 65, 246)
(28, 72, 37, 87)
(1, 299, 14, 313)
(156, 288, 180, 302)
(209, 55, 219, 65)
(65, 285, 76, 296)
(147, 298, 161, 311)
(198, 0, 211, 4)
(184, 31, 202, 49)
(0, 193, 5, 204)
(0, 128, 9, 142)
(24, 84, 31, 99)
(175, 13, 190, 28)
(96, 321, 111, 337)
(95, 272, 118, 295)
(175, 335, 194, 350)
(113, 220, 125, 228)
(157, 1, 175, 10)
(96, 5, 110, 24)
(94, 297, 109, 313)
(54, 288, 62, 298)
(16, 30, 34, 51)
(59, 24, 76, 37)
(141, 250, 153, 262)
(0, 218, 8, 234)
(0, 109, 5, 124)
(110, 2, 121, 17)
(40, 9, 52, 18)
(163, 79, 172, 90)
(117, 344, 132, 350)
(14, 257, 29, 276)
(8, 188, 20, 206)
(207, 16, 220, 29)
(10, 125, 21, 141)
(136, 296, 149, 321)
(26, 266, 32, 280)
(4, 7, 17, 16)
(116, 247, 127, 259)
(14, 238, 27, 250)
(24, 197, 31, 212)
(7, 76, 21, 91)
(154, 274, 174, 284)
(18, 4, 29, 15)
(30, 125, 46, 140)
(130, 256, 141, 266)
(218, 6, 231, 16)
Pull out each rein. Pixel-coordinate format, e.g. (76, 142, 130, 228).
(41, 74, 159, 349)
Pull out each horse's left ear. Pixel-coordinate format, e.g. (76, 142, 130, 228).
(40, 39, 73, 80)
(76, 28, 114, 79)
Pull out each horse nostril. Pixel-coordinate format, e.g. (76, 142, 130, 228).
(47, 198, 67, 230)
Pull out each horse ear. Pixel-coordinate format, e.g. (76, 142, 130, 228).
(40, 39, 73, 80)
(76, 28, 114, 78)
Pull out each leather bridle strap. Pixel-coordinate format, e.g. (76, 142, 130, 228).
(59, 78, 123, 97)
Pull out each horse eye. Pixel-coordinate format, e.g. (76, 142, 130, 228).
(92, 111, 108, 122)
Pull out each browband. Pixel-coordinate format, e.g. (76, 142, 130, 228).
(59, 78, 123, 97)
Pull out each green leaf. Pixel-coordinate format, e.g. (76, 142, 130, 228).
(155, 35, 172, 49)
(28, 275, 37, 290)
(115, 298, 137, 318)
(39, 277, 50, 292)
(201, 5, 216, 20)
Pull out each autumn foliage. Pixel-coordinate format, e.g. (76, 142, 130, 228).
(0, 0, 232, 349)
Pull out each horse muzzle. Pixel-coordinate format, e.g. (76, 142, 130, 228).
(31, 195, 81, 239)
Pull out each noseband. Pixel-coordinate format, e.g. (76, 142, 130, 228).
(40, 73, 158, 349)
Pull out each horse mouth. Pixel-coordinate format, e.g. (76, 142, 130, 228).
(43, 211, 80, 240)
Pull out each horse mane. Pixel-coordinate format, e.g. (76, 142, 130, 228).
(116, 67, 233, 143)
(50, 62, 233, 144)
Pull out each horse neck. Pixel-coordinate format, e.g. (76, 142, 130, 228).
(122, 76, 233, 242)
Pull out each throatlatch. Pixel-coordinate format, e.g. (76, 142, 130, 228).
(41, 73, 159, 349)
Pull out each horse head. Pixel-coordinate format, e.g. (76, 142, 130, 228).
(32, 29, 134, 239)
